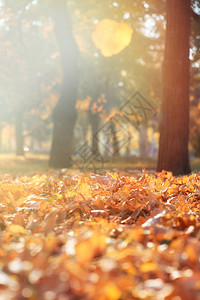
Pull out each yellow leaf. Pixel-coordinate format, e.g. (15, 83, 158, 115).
(76, 234, 106, 265)
(76, 241, 93, 265)
(92, 18, 133, 57)
(7, 224, 27, 235)
(101, 283, 121, 300)
(140, 261, 158, 272)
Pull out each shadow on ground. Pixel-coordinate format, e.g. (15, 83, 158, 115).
(0, 153, 49, 176)
(0, 153, 199, 176)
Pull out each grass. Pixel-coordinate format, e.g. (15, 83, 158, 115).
(0, 153, 49, 176)
(0, 152, 199, 176)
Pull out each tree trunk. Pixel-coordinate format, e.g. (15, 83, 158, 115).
(191, 139, 200, 157)
(88, 111, 100, 155)
(49, 0, 79, 168)
(139, 121, 149, 157)
(15, 111, 24, 156)
(157, 0, 191, 175)
(110, 120, 120, 157)
(0, 124, 3, 151)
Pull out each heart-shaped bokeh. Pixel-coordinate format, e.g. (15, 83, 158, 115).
(92, 18, 133, 57)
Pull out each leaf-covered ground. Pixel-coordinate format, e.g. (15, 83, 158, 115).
(0, 169, 200, 300)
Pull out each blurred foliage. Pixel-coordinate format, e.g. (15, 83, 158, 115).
(0, 0, 199, 156)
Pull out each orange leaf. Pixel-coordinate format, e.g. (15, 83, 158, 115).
(101, 283, 121, 300)
(76, 234, 106, 265)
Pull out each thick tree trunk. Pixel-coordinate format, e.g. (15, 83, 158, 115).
(157, 0, 191, 175)
(15, 111, 24, 156)
(49, 0, 79, 168)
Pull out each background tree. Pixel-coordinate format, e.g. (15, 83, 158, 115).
(0, 0, 59, 156)
(72, 0, 161, 159)
(49, 0, 79, 168)
(189, 1, 200, 156)
(1, 0, 200, 169)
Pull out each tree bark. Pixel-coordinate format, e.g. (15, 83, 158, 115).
(15, 111, 24, 156)
(157, 0, 191, 175)
(49, 0, 79, 168)
(0, 124, 3, 151)
(110, 120, 120, 157)
(88, 110, 100, 155)
(139, 120, 149, 157)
